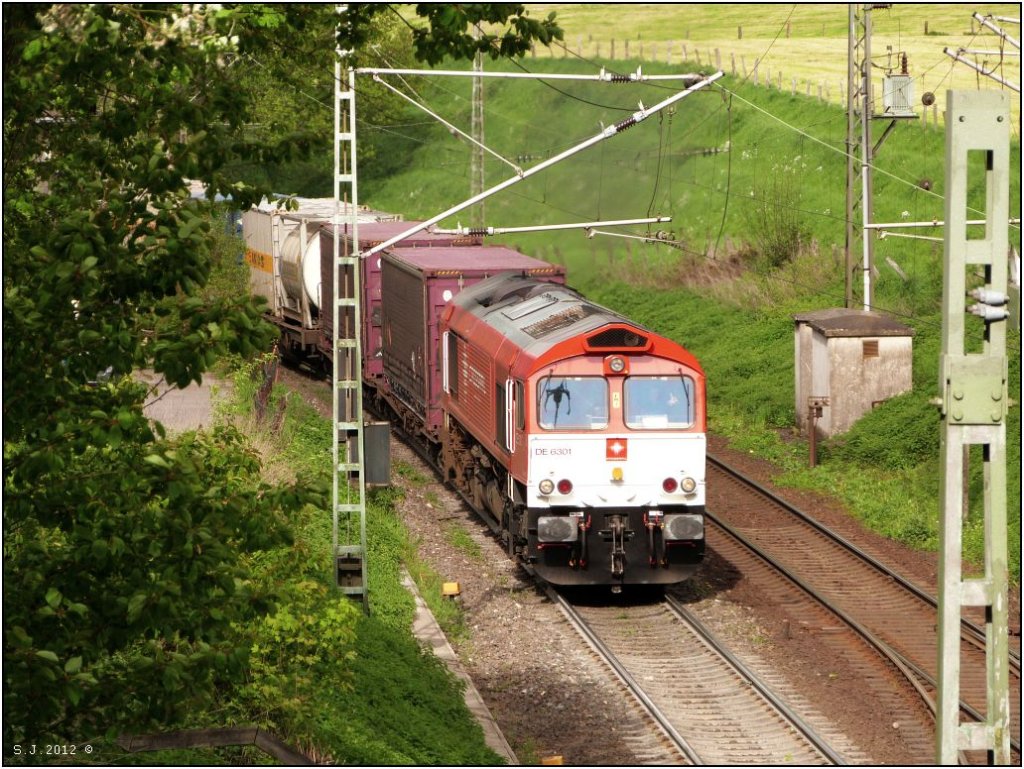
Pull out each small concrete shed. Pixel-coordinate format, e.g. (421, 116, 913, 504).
(794, 309, 915, 437)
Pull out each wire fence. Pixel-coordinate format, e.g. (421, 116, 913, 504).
(529, 35, 1018, 133)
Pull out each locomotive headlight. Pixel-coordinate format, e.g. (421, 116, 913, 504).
(680, 476, 698, 494)
(608, 356, 626, 373)
(538, 479, 555, 496)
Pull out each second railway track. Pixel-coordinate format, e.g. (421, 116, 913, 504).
(706, 453, 1021, 761)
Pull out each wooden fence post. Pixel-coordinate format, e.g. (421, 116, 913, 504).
(731, 52, 736, 74)
(715, 48, 721, 69)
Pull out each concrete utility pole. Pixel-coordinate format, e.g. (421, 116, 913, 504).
(471, 27, 485, 227)
(846, 4, 876, 310)
(936, 90, 1011, 765)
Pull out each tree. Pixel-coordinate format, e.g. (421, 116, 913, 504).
(2, 2, 560, 749)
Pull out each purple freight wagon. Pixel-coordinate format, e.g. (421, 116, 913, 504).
(318, 222, 481, 380)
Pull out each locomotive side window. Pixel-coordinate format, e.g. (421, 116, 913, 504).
(496, 383, 507, 450)
(624, 376, 694, 429)
(445, 332, 459, 398)
(515, 380, 525, 431)
(537, 376, 608, 430)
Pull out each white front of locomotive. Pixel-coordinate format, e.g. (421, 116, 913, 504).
(524, 372, 706, 584)
(527, 432, 706, 509)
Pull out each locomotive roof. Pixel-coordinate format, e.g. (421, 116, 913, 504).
(386, 245, 562, 275)
(451, 272, 644, 356)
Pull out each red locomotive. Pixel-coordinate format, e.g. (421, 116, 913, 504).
(439, 273, 706, 587)
(245, 205, 705, 588)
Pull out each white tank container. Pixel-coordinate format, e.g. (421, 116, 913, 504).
(243, 197, 400, 318)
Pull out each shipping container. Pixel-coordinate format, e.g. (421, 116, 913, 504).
(380, 245, 566, 441)
(318, 222, 480, 379)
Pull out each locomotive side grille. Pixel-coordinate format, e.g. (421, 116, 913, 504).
(587, 327, 648, 349)
(522, 304, 602, 339)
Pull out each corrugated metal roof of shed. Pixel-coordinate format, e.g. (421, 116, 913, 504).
(793, 308, 915, 338)
(387, 245, 558, 273)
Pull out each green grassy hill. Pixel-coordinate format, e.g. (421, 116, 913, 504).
(358, 49, 1020, 579)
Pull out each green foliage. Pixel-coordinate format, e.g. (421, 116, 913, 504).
(4, 424, 299, 746)
(2, 5, 318, 747)
(411, 4, 563, 64)
(3, 2, 561, 759)
(206, 379, 497, 764)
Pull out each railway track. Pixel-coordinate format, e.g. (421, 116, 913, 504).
(547, 586, 846, 765)
(706, 453, 1022, 761)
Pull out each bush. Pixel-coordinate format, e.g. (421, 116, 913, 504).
(821, 391, 940, 470)
(744, 168, 809, 269)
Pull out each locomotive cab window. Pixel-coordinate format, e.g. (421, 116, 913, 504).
(625, 376, 694, 429)
(537, 376, 608, 430)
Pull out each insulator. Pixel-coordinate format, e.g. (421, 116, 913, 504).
(614, 116, 638, 133)
(968, 304, 1009, 321)
(609, 74, 631, 83)
(969, 288, 1008, 305)
(466, 228, 487, 237)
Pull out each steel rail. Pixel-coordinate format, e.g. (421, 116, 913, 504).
(662, 594, 846, 765)
(707, 453, 1022, 673)
(544, 586, 702, 765)
(707, 512, 1022, 758)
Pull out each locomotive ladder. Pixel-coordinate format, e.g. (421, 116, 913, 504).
(332, 14, 368, 610)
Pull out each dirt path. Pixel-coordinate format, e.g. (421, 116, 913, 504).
(137, 369, 230, 434)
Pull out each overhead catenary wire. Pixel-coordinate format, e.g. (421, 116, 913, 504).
(371, 73, 523, 175)
(718, 84, 1020, 230)
(362, 71, 726, 257)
